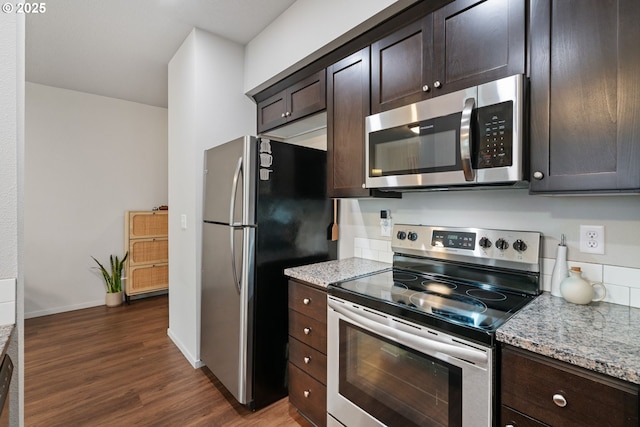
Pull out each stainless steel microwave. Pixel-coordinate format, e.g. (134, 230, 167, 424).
(365, 74, 526, 190)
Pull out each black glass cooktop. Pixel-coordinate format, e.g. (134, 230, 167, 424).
(328, 267, 537, 346)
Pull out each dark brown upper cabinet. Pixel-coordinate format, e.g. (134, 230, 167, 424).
(371, 0, 525, 113)
(370, 17, 434, 114)
(327, 48, 372, 198)
(529, 0, 640, 194)
(257, 70, 326, 134)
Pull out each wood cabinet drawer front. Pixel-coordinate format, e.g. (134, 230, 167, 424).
(289, 363, 327, 427)
(129, 211, 168, 238)
(128, 264, 169, 294)
(501, 405, 547, 427)
(289, 337, 327, 384)
(129, 238, 168, 265)
(289, 310, 326, 353)
(502, 346, 639, 426)
(288, 281, 326, 322)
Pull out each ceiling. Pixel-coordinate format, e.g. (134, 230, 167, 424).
(25, 0, 297, 108)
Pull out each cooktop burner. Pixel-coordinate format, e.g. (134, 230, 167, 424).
(328, 225, 542, 346)
(335, 269, 531, 334)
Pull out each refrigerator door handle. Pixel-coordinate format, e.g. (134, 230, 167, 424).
(229, 157, 243, 226)
(229, 157, 243, 294)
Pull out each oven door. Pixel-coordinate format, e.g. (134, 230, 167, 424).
(327, 296, 492, 427)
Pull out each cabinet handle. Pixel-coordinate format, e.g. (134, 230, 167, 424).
(505, 424, 515, 427)
(422, 84, 430, 92)
(303, 327, 311, 335)
(303, 390, 310, 398)
(553, 393, 567, 407)
(281, 113, 286, 118)
(533, 171, 544, 180)
(433, 80, 442, 89)
(303, 298, 311, 305)
(303, 356, 311, 364)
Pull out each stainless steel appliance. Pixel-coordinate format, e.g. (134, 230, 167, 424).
(327, 225, 541, 427)
(365, 74, 526, 190)
(201, 136, 334, 410)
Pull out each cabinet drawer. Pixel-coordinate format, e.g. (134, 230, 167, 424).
(501, 405, 547, 427)
(289, 310, 326, 353)
(289, 363, 327, 427)
(129, 211, 168, 238)
(502, 346, 639, 426)
(288, 280, 326, 322)
(127, 263, 169, 295)
(129, 238, 168, 266)
(289, 337, 327, 385)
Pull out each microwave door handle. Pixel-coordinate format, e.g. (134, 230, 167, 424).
(460, 97, 475, 181)
(331, 302, 487, 364)
(229, 157, 243, 294)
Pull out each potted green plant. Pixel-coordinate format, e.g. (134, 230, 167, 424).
(91, 252, 128, 307)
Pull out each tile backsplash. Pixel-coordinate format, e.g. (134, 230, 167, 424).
(354, 237, 640, 308)
(0, 278, 16, 325)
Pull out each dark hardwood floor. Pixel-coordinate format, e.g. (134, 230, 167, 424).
(25, 295, 312, 426)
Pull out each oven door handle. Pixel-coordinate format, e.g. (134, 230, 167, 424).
(331, 302, 488, 365)
(460, 97, 475, 182)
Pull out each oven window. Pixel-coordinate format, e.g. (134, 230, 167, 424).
(339, 320, 462, 427)
(369, 112, 461, 177)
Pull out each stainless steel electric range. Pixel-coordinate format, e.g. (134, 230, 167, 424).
(326, 225, 541, 427)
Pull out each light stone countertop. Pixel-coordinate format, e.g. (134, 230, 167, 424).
(284, 257, 391, 288)
(0, 324, 13, 358)
(497, 292, 640, 385)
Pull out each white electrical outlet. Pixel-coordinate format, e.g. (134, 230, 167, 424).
(579, 225, 604, 254)
(380, 209, 391, 237)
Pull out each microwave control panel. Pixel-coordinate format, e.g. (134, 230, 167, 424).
(475, 101, 513, 169)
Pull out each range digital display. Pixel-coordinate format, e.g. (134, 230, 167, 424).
(432, 231, 476, 249)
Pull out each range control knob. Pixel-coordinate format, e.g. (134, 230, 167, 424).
(397, 231, 407, 240)
(495, 238, 509, 251)
(478, 237, 492, 249)
(513, 239, 527, 252)
(407, 232, 418, 241)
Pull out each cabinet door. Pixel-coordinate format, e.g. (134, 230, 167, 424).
(432, 0, 525, 95)
(257, 90, 287, 133)
(327, 48, 371, 198)
(257, 70, 326, 134)
(287, 70, 326, 123)
(529, 0, 640, 193)
(371, 17, 433, 113)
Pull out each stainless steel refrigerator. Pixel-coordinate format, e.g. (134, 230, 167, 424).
(201, 136, 335, 410)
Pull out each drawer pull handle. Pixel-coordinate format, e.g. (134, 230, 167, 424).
(505, 425, 515, 427)
(303, 298, 311, 305)
(303, 390, 310, 398)
(303, 356, 311, 364)
(553, 393, 567, 407)
(303, 327, 311, 335)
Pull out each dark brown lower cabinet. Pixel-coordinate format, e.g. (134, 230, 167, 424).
(501, 345, 639, 427)
(288, 280, 327, 426)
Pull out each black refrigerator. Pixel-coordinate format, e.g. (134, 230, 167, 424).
(200, 136, 335, 410)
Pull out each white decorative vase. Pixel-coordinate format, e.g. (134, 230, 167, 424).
(105, 291, 123, 307)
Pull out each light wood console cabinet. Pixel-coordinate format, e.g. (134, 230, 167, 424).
(288, 279, 327, 427)
(124, 211, 169, 299)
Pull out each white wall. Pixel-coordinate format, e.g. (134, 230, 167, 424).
(244, 0, 418, 94)
(24, 83, 168, 318)
(168, 29, 255, 367)
(1, 7, 24, 427)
